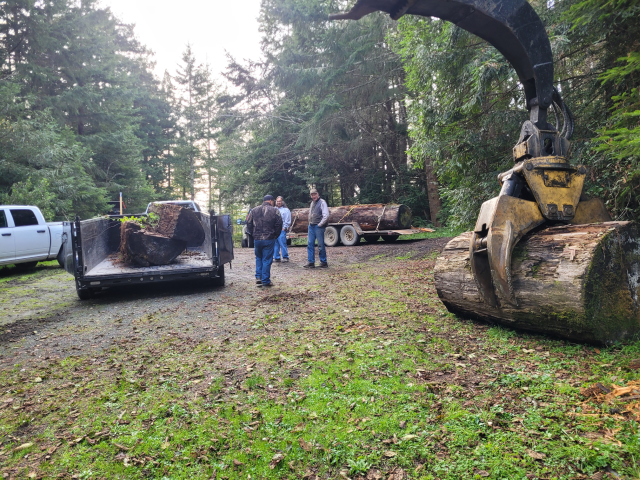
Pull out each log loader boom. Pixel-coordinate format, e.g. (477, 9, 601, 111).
(330, 0, 611, 308)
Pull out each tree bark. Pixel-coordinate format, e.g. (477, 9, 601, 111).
(434, 221, 640, 345)
(148, 203, 205, 246)
(424, 156, 442, 227)
(120, 221, 187, 267)
(289, 204, 412, 234)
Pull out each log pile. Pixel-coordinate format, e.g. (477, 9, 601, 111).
(434, 221, 640, 344)
(120, 204, 205, 267)
(289, 204, 411, 233)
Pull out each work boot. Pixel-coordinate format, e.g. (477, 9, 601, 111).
(319, 262, 329, 268)
(259, 282, 274, 287)
(303, 263, 315, 268)
(256, 279, 262, 285)
(274, 258, 281, 263)
(282, 258, 289, 263)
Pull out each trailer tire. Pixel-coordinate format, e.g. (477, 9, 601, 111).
(340, 225, 360, 246)
(382, 235, 399, 243)
(76, 286, 94, 300)
(241, 238, 248, 248)
(364, 235, 380, 243)
(286, 238, 291, 246)
(324, 226, 340, 247)
(211, 265, 225, 287)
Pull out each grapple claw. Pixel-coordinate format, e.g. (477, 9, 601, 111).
(471, 196, 545, 306)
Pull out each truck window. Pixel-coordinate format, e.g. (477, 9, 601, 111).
(10, 209, 39, 227)
(0, 211, 6, 228)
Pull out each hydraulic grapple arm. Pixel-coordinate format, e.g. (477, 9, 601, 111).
(330, 0, 611, 307)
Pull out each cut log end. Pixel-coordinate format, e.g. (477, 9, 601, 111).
(434, 221, 640, 345)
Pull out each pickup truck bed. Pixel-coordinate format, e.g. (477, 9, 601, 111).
(63, 212, 234, 299)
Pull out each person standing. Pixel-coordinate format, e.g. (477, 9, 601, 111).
(304, 188, 329, 268)
(245, 195, 283, 286)
(273, 196, 291, 263)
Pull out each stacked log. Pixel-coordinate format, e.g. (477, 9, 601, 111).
(434, 221, 640, 344)
(289, 204, 411, 233)
(120, 204, 205, 267)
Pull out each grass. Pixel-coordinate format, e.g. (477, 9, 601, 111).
(1, 254, 639, 479)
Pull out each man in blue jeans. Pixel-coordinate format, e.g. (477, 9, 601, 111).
(273, 196, 291, 263)
(245, 195, 283, 286)
(304, 188, 329, 268)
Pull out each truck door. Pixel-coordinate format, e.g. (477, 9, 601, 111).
(9, 208, 49, 261)
(0, 209, 15, 263)
(216, 214, 234, 265)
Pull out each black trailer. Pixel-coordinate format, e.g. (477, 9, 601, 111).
(61, 212, 234, 300)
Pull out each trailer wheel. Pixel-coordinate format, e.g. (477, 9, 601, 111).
(340, 225, 361, 246)
(324, 226, 340, 247)
(286, 238, 291, 246)
(382, 235, 399, 243)
(76, 286, 94, 300)
(211, 265, 225, 287)
(364, 235, 380, 243)
(241, 238, 248, 248)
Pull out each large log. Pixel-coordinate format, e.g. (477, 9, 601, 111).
(120, 221, 187, 267)
(148, 203, 205, 246)
(434, 222, 640, 345)
(289, 204, 411, 233)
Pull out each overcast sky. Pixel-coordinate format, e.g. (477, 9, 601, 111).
(98, 0, 263, 81)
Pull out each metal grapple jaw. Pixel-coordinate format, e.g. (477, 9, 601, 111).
(470, 122, 611, 307)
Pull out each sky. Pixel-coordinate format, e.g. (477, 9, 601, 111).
(98, 0, 264, 81)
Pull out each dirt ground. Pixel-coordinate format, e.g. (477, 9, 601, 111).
(0, 238, 449, 369)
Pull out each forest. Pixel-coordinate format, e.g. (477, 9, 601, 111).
(0, 0, 638, 227)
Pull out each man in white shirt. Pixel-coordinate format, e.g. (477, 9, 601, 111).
(273, 196, 291, 263)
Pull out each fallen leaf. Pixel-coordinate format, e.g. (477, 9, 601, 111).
(113, 443, 130, 451)
(366, 469, 383, 480)
(401, 434, 417, 441)
(526, 449, 546, 460)
(298, 437, 312, 452)
(476, 471, 490, 477)
(233, 459, 244, 467)
(399, 420, 407, 429)
(383, 450, 397, 458)
(292, 422, 305, 432)
(14, 442, 33, 452)
(270, 453, 285, 469)
(629, 359, 640, 370)
(34, 377, 43, 383)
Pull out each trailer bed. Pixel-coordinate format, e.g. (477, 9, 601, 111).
(85, 250, 212, 278)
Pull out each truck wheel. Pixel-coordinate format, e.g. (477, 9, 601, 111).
(382, 235, 400, 243)
(76, 286, 94, 300)
(241, 238, 248, 248)
(364, 235, 380, 243)
(16, 261, 38, 271)
(286, 238, 291, 246)
(211, 265, 225, 287)
(340, 225, 361, 246)
(324, 226, 340, 247)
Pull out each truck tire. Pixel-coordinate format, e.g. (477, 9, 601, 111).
(324, 226, 340, 247)
(211, 265, 225, 287)
(16, 261, 38, 271)
(57, 247, 65, 268)
(382, 235, 399, 243)
(76, 286, 94, 300)
(364, 235, 380, 243)
(340, 225, 360, 246)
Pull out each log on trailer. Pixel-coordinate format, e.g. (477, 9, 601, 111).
(289, 204, 412, 233)
(434, 221, 640, 345)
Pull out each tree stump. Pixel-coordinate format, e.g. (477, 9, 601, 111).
(120, 221, 187, 267)
(148, 203, 205, 246)
(434, 221, 640, 344)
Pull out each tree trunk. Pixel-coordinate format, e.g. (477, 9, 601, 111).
(289, 204, 412, 234)
(434, 222, 640, 345)
(148, 203, 205, 246)
(120, 222, 187, 267)
(424, 156, 442, 227)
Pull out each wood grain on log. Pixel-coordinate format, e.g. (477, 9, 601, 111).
(289, 204, 411, 234)
(434, 221, 640, 344)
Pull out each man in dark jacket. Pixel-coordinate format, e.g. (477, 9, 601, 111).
(246, 195, 283, 287)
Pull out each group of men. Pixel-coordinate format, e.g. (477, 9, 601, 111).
(245, 189, 329, 287)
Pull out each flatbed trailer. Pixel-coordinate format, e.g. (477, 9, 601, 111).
(61, 212, 234, 299)
(286, 222, 426, 246)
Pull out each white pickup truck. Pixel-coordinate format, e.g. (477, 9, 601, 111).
(0, 205, 65, 269)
